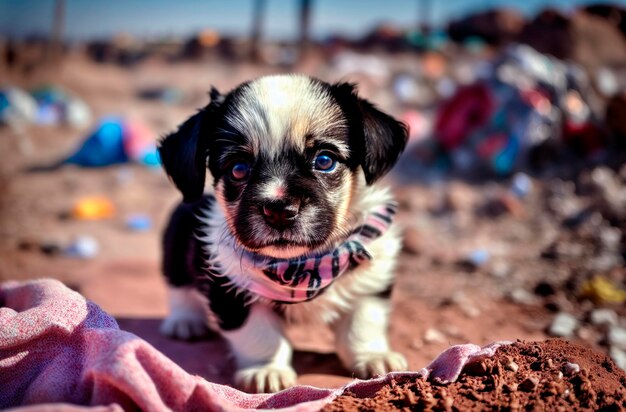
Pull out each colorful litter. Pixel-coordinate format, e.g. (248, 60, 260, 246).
(0, 85, 91, 128)
(0, 87, 37, 125)
(72, 197, 116, 220)
(125, 214, 152, 231)
(63, 117, 160, 168)
(430, 44, 604, 176)
(580, 276, 626, 305)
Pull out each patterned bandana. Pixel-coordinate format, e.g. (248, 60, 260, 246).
(232, 201, 397, 303)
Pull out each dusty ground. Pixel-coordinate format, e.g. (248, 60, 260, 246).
(1, 56, 624, 391)
(325, 339, 626, 410)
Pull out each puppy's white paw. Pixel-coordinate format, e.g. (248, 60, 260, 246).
(352, 351, 408, 379)
(160, 311, 210, 340)
(235, 364, 297, 393)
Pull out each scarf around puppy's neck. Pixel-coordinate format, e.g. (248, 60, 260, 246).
(229, 201, 397, 303)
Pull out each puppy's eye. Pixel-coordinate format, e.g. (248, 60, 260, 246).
(314, 152, 336, 172)
(230, 161, 251, 181)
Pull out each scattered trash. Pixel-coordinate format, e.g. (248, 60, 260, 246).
(589, 309, 618, 327)
(508, 288, 539, 305)
(30, 85, 92, 128)
(63, 235, 99, 259)
(72, 197, 116, 220)
(126, 214, 152, 231)
(430, 44, 602, 176)
(610, 347, 626, 371)
(62, 117, 159, 168)
(607, 326, 626, 351)
(580, 276, 626, 305)
(459, 249, 490, 271)
(18, 237, 63, 256)
(0, 87, 37, 125)
(137, 87, 184, 104)
(510, 173, 532, 198)
(548, 312, 579, 337)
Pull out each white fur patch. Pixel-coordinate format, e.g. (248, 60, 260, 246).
(160, 286, 213, 339)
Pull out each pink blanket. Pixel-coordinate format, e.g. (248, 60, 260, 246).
(0, 279, 507, 411)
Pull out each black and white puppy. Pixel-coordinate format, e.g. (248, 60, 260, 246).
(158, 75, 408, 393)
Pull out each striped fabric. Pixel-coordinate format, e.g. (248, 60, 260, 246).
(237, 202, 397, 303)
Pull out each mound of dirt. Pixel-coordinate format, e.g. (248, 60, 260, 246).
(325, 340, 626, 411)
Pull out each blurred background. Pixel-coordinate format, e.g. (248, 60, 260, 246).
(1, 0, 626, 386)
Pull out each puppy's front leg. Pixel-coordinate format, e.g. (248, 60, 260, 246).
(223, 303, 296, 393)
(334, 295, 407, 378)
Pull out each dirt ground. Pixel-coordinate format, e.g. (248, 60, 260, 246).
(1, 55, 624, 391)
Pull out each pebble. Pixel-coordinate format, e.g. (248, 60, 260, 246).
(586, 254, 622, 272)
(607, 325, 626, 351)
(599, 227, 622, 252)
(423, 328, 446, 344)
(589, 309, 618, 327)
(509, 288, 540, 305)
(548, 313, 579, 338)
(505, 359, 519, 373)
(609, 347, 626, 371)
(488, 261, 513, 278)
(519, 376, 539, 391)
(564, 362, 580, 376)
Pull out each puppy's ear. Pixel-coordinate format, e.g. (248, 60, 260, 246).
(158, 88, 223, 203)
(331, 82, 408, 185)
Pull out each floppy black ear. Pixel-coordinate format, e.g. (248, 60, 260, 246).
(331, 82, 408, 185)
(158, 88, 222, 203)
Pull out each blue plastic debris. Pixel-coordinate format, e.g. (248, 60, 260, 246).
(126, 214, 152, 231)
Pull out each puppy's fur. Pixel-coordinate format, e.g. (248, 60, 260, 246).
(159, 75, 408, 393)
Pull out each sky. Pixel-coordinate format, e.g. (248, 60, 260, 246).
(1, 0, 626, 41)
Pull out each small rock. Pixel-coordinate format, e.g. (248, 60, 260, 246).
(519, 376, 539, 391)
(461, 304, 481, 318)
(488, 261, 513, 278)
(609, 347, 626, 371)
(505, 358, 519, 373)
(564, 362, 580, 376)
(423, 328, 446, 344)
(586, 254, 622, 272)
(607, 325, 626, 351)
(589, 309, 618, 327)
(548, 313, 579, 337)
(598, 227, 622, 252)
(509, 288, 540, 305)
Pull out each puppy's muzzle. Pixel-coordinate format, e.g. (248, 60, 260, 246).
(261, 198, 301, 230)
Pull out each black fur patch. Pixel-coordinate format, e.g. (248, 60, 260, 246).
(162, 195, 251, 330)
(328, 82, 408, 184)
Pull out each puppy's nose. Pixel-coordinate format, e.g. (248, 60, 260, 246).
(261, 199, 301, 229)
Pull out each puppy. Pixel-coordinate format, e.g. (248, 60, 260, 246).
(158, 75, 408, 393)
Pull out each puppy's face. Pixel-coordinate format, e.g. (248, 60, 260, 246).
(159, 75, 407, 258)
